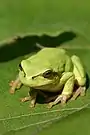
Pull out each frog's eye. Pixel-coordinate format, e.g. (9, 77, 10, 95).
(43, 70, 53, 78)
(19, 63, 23, 71)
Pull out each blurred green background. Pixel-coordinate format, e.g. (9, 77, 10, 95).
(0, 0, 90, 135)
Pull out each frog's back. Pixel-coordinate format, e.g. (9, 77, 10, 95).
(27, 48, 66, 62)
(39, 47, 66, 54)
(37, 48, 72, 72)
(37, 48, 66, 58)
(26, 47, 72, 74)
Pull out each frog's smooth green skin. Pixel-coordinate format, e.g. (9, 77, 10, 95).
(9, 48, 86, 108)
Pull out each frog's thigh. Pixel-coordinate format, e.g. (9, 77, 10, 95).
(71, 55, 86, 86)
(60, 72, 75, 95)
(48, 72, 75, 108)
(71, 55, 86, 100)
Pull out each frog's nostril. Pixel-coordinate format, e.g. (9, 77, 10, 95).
(32, 76, 34, 79)
(32, 75, 39, 79)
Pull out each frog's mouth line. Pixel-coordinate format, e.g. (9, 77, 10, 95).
(19, 70, 60, 87)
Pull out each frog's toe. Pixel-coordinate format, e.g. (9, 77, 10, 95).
(60, 94, 70, 105)
(71, 86, 86, 100)
(9, 80, 14, 87)
(9, 88, 15, 94)
(47, 102, 54, 109)
(47, 94, 70, 108)
(16, 82, 22, 89)
(29, 103, 35, 108)
(80, 87, 86, 96)
(20, 97, 30, 102)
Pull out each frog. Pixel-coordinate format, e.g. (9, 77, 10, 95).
(9, 47, 86, 108)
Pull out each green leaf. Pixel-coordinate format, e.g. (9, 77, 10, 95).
(0, 0, 90, 135)
(0, 0, 90, 41)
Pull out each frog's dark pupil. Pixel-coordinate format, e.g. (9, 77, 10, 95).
(43, 70, 52, 78)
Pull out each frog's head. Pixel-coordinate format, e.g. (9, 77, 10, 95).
(18, 59, 60, 88)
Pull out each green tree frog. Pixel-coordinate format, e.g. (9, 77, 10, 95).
(9, 47, 86, 108)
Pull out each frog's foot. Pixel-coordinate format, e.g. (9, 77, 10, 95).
(47, 94, 70, 108)
(20, 96, 31, 102)
(20, 89, 38, 108)
(9, 80, 14, 87)
(9, 85, 16, 94)
(9, 81, 15, 94)
(20, 96, 36, 108)
(71, 86, 86, 100)
(29, 99, 36, 108)
(9, 77, 22, 94)
(9, 80, 22, 89)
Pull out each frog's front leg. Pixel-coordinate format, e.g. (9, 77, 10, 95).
(20, 88, 38, 108)
(70, 55, 86, 100)
(20, 89, 48, 107)
(48, 72, 75, 108)
(9, 75, 22, 94)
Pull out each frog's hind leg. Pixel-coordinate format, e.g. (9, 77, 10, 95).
(47, 72, 75, 108)
(70, 55, 86, 100)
